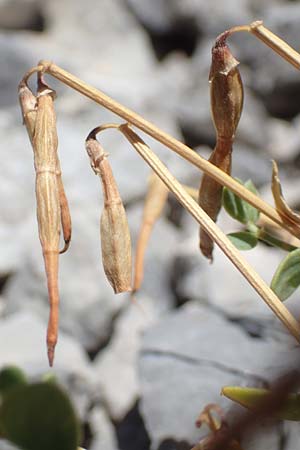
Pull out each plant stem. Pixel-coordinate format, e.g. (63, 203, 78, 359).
(26, 60, 300, 240)
(250, 21, 300, 70)
(258, 228, 298, 252)
(116, 123, 300, 343)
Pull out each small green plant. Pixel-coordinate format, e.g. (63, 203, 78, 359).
(0, 366, 81, 450)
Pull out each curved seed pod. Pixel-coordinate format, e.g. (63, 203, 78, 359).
(86, 135, 132, 293)
(133, 171, 168, 293)
(33, 76, 61, 366)
(272, 160, 300, 225)
(199, 34, 244, 260)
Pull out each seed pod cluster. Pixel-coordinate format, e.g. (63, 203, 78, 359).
(85, 133, 132, 293)
(18, 74, 72, 366)
(133, 171, 168, 293)
(199, 33, 244, 260)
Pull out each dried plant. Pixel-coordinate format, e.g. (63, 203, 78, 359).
(85, 128, 132, 294)
(19, 21, 300, 368)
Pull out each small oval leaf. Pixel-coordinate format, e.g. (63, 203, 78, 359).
(227, 232, 258, 250)
(271, 248, 300, 301)
(222, 179, 260, 225)
(222, 386, 300, 421)
(0, 382, 80, 450)
(243, 180, 260, 224)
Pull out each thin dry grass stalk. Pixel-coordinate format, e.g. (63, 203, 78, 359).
(133, 171, 168, 293)
(118, 123, 300, 342)
(85, 130, 132, 293)
(199, 34, 243, 260)
(250, 20, 300, 70)
(34, 60, 300, 239)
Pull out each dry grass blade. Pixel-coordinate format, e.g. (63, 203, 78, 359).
(199, 33, 243, 261)
(133, 171, 168, 293)
(118, 123, 300, 342)
(250, 20, 300, 70)
(41, 61, 300, 239)
(33, 75, 61, 366)
(85, 131, 132, 293)
(272, 160, 300, 226)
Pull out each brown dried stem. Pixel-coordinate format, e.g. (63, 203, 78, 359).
(25, 60, 300, 240)
(115, 123, 300, 343)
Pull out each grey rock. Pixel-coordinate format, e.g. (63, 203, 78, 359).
(0, 311, 94, 419)
(139, 302, 296, 449)
(0, 440, 20, 450)
(89, 406, 119, 450)
(176, 239, 286, 325)
(126, 0, 251, 37)
(93, 296, 159, 421)
(266, 116, 300, 162)
(0, 0, 41, 30)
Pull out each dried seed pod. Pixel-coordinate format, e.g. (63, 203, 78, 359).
(209, 33, 244, 141)
(133, 171, 168, 293)
(272, 160, 300, 225)
(199, 35, 244, 260)
(33, 76, 61, 366)
(86, 135, 132, 293)
(19, 78, 72, 255)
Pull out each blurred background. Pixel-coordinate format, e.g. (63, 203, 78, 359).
(1, 0, 300, 449)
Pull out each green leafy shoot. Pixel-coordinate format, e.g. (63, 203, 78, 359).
(222, 386, 300, 421)
(271, 248, 300, 301)
(227, 231, 258, 251)
(222, 179, 260, 226)
(0, 382, 81, 450)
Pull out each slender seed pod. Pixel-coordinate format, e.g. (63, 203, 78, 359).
(133, 172, 168, 293)
(199, 33, 244, 260)
(19, 78, 72, 255)
(33, 76, 61, 366)
(85, 134, 132, 293)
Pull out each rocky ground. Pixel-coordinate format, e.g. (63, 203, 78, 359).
(1, 0, 300, 449)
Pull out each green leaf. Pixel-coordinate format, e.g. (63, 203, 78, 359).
(0, 382, 81, 450)
(0, 366, 27, 396)
(243, 180, 260, 224)
(271, 248, 300, 301)
(222, 386, 300, 421)
(222, 179, 260, 225)
(227, 232, 258, 250)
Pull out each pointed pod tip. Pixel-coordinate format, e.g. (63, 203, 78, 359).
(47, 345, 55, 367)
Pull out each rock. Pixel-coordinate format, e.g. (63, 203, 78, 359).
(266, 116, 300, 162)
(93, 296, 157, 421)
(138, 302, 297, 450)
(89, 406, 119, 450)
(0, 440, 20, 450)
(0, 311, 94, 419)
(0, 0, 42, 31)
